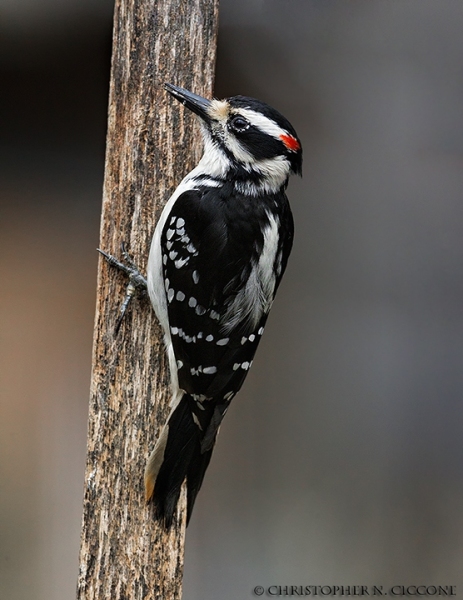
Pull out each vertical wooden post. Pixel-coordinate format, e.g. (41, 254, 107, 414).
(76, 1, 219, 598)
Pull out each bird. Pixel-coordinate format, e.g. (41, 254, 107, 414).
(100, 83, 302, 526)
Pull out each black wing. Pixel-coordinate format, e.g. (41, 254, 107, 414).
(160, 185, 293, 410)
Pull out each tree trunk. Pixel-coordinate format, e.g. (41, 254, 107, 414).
(76, 1, 219, 598)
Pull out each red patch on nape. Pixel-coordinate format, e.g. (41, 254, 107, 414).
(280, 133, 301, 152)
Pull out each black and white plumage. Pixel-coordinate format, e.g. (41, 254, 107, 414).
(142, 84, 302, 525)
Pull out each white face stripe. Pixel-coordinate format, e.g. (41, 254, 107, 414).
(206, 102, 293, 161)
(223, 133, 255, 164)
(231, 107, 288, 142)
(208, 102, 290, 144)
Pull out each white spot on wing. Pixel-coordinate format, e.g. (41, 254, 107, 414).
(203, 366, 217, 375)
(175, 257, 189, 269)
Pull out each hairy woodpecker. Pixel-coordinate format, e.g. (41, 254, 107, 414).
(101, 83, 302, 526)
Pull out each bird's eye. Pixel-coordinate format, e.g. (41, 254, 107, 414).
(229, 115, 250, 132)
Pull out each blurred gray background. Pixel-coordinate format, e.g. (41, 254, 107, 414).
(1, 1, 463, 598)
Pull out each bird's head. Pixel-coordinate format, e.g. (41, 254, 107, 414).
(165, 83, 302, 195)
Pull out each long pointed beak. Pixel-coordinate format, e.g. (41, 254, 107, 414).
(165, 83, 212, 123)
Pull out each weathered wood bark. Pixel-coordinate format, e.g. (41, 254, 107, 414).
(77, 1, 218, 599)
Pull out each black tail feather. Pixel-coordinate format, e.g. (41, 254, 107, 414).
(150, 394, 216, 527)
(186, 446, 213, 524)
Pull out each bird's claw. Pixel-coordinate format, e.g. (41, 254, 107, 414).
(98, 243, 148, 333)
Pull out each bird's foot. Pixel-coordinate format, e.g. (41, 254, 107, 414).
(98, 242, 148, 333)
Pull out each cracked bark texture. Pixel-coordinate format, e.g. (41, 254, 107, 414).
(76, 0, 219, 598)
